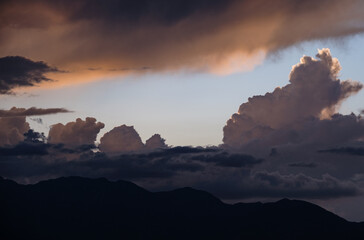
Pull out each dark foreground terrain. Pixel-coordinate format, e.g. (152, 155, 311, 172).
(1, 176, 363, 239)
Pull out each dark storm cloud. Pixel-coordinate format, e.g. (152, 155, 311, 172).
(192, 152, 263, 168)
(1, 0, 364, 79)
(288, 162, 317, 168)
(0, 56, 58, 94)
(53, 0, 232, 25)
(0, 107, 70, 117)
(0, 139, 360, 200)
(196, 171, 359, 200)
(319, 147, 364, 156)
(247, 171, 359, 199)
(0, 144, 260, 182)
(0, 142, 49, 156)
(0, 147, 205, 181)
(148, 146, 219, 156)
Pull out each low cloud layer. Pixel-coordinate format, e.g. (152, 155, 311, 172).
(0, 0, 364, 83)
(0, 143, 360, 201)
(223, 49, 363, 150)
(0, 56, 58, 94)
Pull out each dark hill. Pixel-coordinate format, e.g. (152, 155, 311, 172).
(0, 176, 363, 239)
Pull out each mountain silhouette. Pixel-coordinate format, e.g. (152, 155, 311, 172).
(1, 176, 363, 239)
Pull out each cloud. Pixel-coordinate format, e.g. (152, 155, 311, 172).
(99, 125, 145, 154)
(0, 146, 358, 200)
(288, 162, 317, 168)
(99, 125, 168, 154)
(191, 152, 263, 168)
(319, 147, 364, 156)
(0, 107, 70, 117)
(223, 48, 363, 149)
(247, 171, 359, 199)
(145, 134, 167, 150)
(0, 107, 70, 147)
(0, 56, 58, 94)
(48, 117, 104, 146)
(0, 142, 48, 156)
(0, 116, 29, 146)
(0, 0, 364, 84)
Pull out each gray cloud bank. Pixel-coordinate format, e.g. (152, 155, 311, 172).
(0, 143, 359, 201)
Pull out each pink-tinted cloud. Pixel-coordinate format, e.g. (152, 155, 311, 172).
(223, 48, 363, 149)
(48, 117, 104, 146)
(99, 125, 145, 154)
(0, 116, 29, 146)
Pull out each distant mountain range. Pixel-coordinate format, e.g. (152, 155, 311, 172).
(1, 176, 363, 239)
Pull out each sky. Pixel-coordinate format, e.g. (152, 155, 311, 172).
(2, 0, 364, 221)
(2, 36, 364, 146)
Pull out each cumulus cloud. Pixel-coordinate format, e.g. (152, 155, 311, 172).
(145, 134, 167, 150)
(0, 116, 29, 146)
(99, 125, 145, 154)
(99, 125, 168, 154)
(0, 107, 70, 117)
(0, 56, 58, 94)
(0, 107, 69, 146)
(223, 48, 363, 149)
(0, 0, 364, 83)
(48, 117, 104, 146)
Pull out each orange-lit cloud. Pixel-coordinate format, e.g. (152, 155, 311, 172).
(1, 0, 364, 88)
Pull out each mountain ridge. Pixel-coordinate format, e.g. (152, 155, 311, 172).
(1, 176, 363, 239)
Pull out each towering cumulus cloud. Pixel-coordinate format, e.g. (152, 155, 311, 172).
(0, 56, 58, 94)
(223, 49, 363, 149)
(48, 118, 105, 146)
(0, 0, 364, 82)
